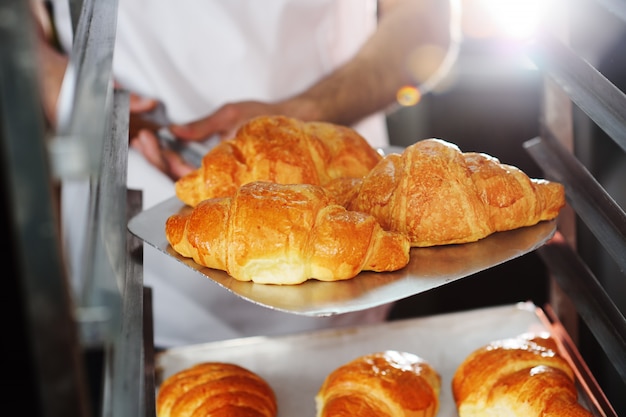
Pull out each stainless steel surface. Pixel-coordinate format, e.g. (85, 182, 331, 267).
(109, 180, 146, 417)
(4, 1, 147, 415)
(529, 0, 626, 407)
(544, 304, 619, 417)
(143, 286, 157, 417)
(128, 197, 556, 316)
(537, 233, 626, 384)
(530, 33, 626, 153)
(525, 134, 626, 274)
(0, 2, 90, 415)
(155, 303, 603, 417)
(49, 0, 119, 179)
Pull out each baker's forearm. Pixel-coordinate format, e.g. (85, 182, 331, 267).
(37, 40, 68, 127)
(32, 2, 68, 128)
(278, 0, 457, 126)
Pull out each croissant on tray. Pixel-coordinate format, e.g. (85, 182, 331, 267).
(156, 362, 277, 417)
(175, 115, 382, 207)
(165, 181, 410, 285)
(451, 333, 593, 417)
(316, 350, 441, 417)
(325, 138, 566, 247)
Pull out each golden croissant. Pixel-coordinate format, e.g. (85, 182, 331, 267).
(452, 333, 593, 417)
(156, 362, 277, 417)
(165, 181, 410, 285)
(316, 350, 441, 417)
(175, 115, 382, 207)
(325, 138, 565, 247)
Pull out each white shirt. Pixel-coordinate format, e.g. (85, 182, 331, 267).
(54, 0, 388, 147)
(55, 0, 392, 347)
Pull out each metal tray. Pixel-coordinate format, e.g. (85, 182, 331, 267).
(128, 196, 556, 316)
(155, 302, 607, 417)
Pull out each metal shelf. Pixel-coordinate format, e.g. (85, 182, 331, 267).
(1, 0, 146, 415)
(526, 0, 626, 406)
(4, 0, 625, 414)
(525, 133, 626, 274)
(529, 32, 626, 153)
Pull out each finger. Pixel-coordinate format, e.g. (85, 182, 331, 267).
(129, 94, 159, 113)
(169, 104, 240, 140)
(113, 81, 159, 113)
(162, 150, 196, 180)
(169, 119, 217, 141)
(132, 130, 168, 173)
(220, 127, 239, 141)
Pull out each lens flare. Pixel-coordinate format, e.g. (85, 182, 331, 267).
(396, 85, 421, 106)
(478, 0, 552, 40)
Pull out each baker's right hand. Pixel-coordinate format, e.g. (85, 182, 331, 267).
(121, 92, 193, 180)
(130, 128, 195, 181)
(126, 93, 161, 140)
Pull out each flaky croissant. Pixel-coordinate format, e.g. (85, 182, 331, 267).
(316, 351, 441, 417)
(175, 115, 382, 207)
(156, 362, 277, 417)
(325, 138, 565, 247)
(452, 333, 593, 417)
(165, 181, 410, 285)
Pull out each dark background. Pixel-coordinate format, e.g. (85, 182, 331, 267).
(385, 36, 548, 320)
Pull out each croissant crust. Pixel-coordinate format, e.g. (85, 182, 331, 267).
(156, 362, 277, 417)
(165, 181, 410, 284)
(452, 333, 593, 417)
(326, 138, 565, 247)
(316, 351, 441, 417)
(175, 115, 382, 207)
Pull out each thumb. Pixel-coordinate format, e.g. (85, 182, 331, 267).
(169, 104, 240, 141)
(131, 129, 168, 173)
(129, 94, 159, 113)
(163, 150, 196, 180)
(169, 117, 220, 141)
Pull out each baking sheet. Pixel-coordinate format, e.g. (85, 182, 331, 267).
(128, 196, 556, 316)
(155, 302, 601, 417)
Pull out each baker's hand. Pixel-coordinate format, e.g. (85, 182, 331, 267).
(168, 100, 284, 141)
(130, 129, 195, 181)
(126, 93, 161, 140)
(123, 92, 194, 180)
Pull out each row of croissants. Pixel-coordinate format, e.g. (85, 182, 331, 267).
(165, 115, 566, 285)
(155, 332, 594, 417)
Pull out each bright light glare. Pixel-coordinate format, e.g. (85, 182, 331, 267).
(479, 0, 550, 40)
(396, 85, 421, 106)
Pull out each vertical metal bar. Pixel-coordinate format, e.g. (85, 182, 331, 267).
(539, 76, 581, 340)
(0, 1, 91, 416)
(104, 91, 147, 417)
(49, 0, 118, 179)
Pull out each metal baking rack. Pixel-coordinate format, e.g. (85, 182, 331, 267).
(2, 0, 625, 415)
(1, 0, 147, 416)
(522, 0, 626, 412)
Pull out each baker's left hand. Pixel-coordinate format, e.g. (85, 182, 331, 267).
(130, 128, 195, 181)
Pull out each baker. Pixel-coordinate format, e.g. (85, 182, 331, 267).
(39, 0, 459, 348)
